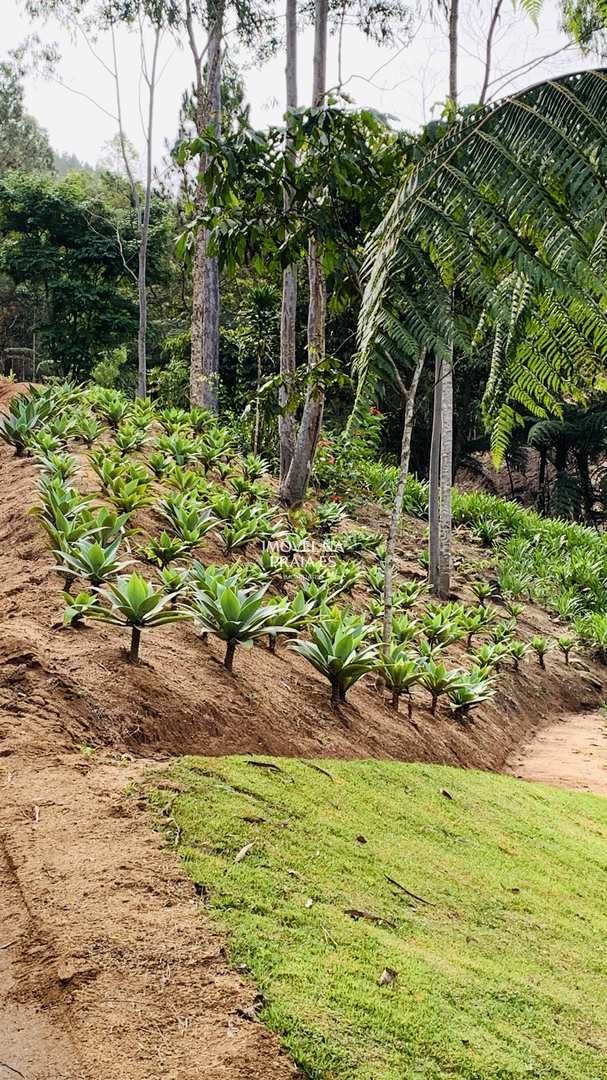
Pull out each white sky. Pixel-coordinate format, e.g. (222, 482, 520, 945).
(2, 0, 596, 172)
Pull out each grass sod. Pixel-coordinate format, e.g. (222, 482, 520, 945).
(149, 758, 607, 1080)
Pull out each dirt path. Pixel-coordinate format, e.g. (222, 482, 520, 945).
(0, 746, 299, 1080)
(505, 710, 607, 795)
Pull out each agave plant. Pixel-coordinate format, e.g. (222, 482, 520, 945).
(446, 670, 495, 720)
(188, 405, 214, 433)
(210, 492, 248, 521)
(36, 477, 91, 524)
(79, 507, 130, 546)
(157, 566, 190, 605)
(396, 579, 428, 609)
(74, 413, 103, 447)
(380, 645, 422, 714)
(158, 406, 190, 433)
(503, 598, 525, 620)
(94, 573, 190, 662)
(418, 660, 464, 716)
(62, 590, 105, 627)
(139, 531, 190, 568)
(315, 501, 347, 533)
(460, 606, 495, 647)
(530, 635, 550, 668)
(230, 476, 271, 502)
(489, 621, 516, 646)
(197, 428, 235, 471)
(419, 608, 464, 648)
(574, 612, 607, 663)
(167, 504, 216, 548)
(557, 634, 576, 665)
(240, 453, 270, 480)
(107, 477, 155, 514)
(471, 641, 508, 675)
(148, 451, 172, 479)
(290, 613, 378, 703)
(221, 508, 281, 552)
(325, 559, 362, 596)
(470, 580, 494, 606)
(0, 396, 45, 454)
(391, 613, 419, 646)
(266, 590, 315, 652)
(187, 561, 245, 597)
(258, 549, 294, 583)
(114, 422, 147, 455)
(507, 639, 529, 671)
(54, 537, 131, 587)
(36, 451, 79, 481)
(155, 432, 199, 466)
(473, 518, 505, 547)
(94, 389, 130, 428)
(28, 429, 62, 457)
(325, 528, 383, 557)
(188, 582, 285, 670)
(167, 466, 208, 495)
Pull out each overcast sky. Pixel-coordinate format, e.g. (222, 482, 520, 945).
(3, 0, 594, 173)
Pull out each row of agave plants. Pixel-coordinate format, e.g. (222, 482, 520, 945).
(0, 382, 574, 717)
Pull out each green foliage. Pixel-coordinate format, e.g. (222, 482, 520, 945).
(470, 580, 493, 605)
(557, 635, 576, 665)
(290, 612, 378, 703)
(94, 573, 189, 662)
(574, 613, 607, 663)
(114, 422, 147, 455)
(139, 531, 190, 568)
(418, 660, 463, 715)
(507, 639, 529, 670)
(380, 645, 422, 713)
(54, 537, 130, 587)
(62, 590, 104, 627)
(530, 635, 550, 668)
(315, 502, 348, 532)
(188, 582, 285, 670)
(446, 670, 495, 719)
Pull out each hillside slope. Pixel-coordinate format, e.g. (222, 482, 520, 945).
(0, 382, 603, 774)
(1, 379, 606, 1080)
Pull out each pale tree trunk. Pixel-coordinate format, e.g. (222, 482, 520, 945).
(189, 0, 224, 410)
(111, 23, 160, 399)
(137, 25, 161, 399)
(428, 352, 442, 589)
(428, 335, 454, 600)
(438, 341, 453, 598)
(382, 349, 426, 654)
(279, 0, 328, 507)
(448, 0, 459, 103)
(278, 0, 298, 479)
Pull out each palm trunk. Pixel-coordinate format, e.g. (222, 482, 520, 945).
(382, 349, 425, 653)
(279, 0, 328, 507)
(279, 0, 298, 479)
(190, 0, 224, 411)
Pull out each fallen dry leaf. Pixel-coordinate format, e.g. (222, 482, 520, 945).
(234, 841, 255, 863)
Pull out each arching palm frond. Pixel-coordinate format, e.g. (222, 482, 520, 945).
(355, 67, 607, 460)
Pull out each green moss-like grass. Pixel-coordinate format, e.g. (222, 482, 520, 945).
(150, 757, 607, 1079)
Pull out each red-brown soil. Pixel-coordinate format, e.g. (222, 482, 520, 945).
(0, 380, 604, 1078)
